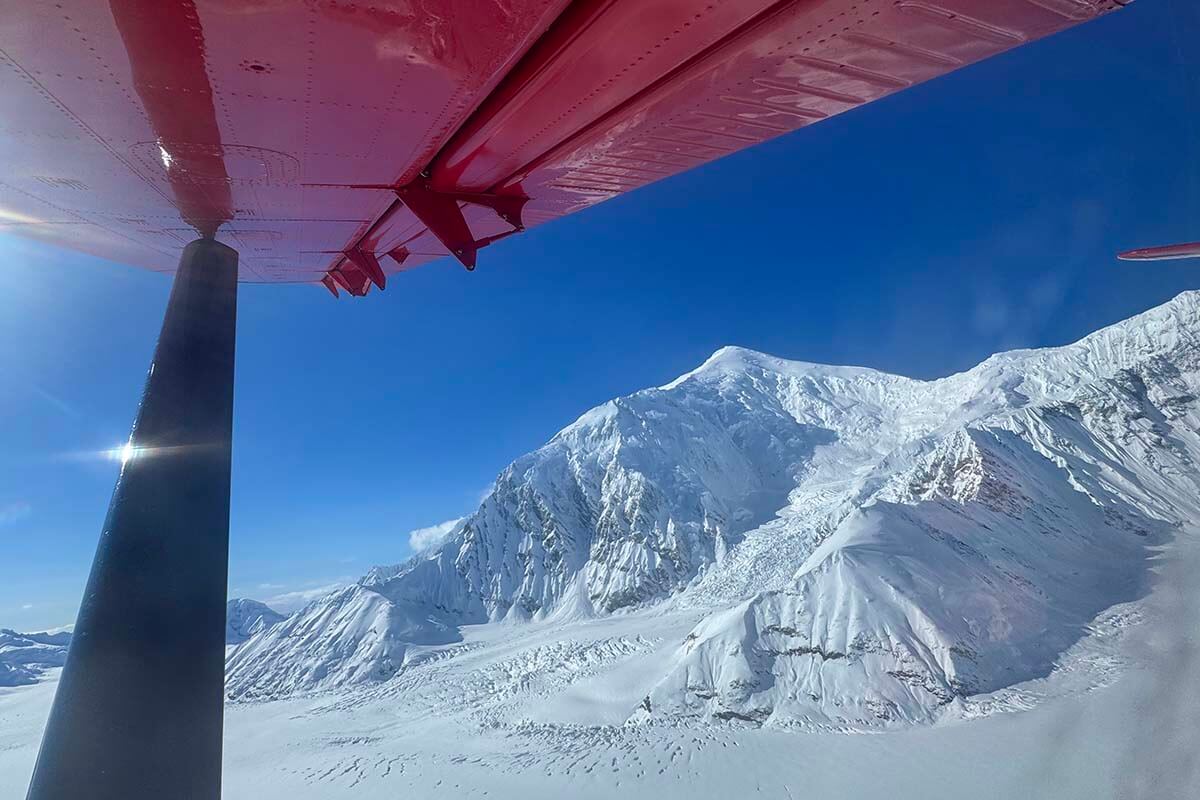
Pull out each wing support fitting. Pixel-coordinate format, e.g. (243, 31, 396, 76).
(328, 263, 370, 297)
(343, 247, 387, 290)
(388, 246, 410, 267)
(395, 178, 528, 271)
(318, 245, 411, 298)
(309, 176, 526, 296)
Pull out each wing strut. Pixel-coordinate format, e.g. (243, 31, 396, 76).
(26, 238, 238, 800)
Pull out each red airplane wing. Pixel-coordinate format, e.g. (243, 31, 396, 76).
(0, 0, 1129, 292)
(1118, 242, 1200, 261)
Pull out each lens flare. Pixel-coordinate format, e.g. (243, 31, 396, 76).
(107, 441, 139, 465)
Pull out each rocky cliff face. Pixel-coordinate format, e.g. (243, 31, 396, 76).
(366, 359, 847, 622)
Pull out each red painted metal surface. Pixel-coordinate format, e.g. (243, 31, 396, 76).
(109, 0, 232, 238)
(0, 1, 1128, 291)
(1118, 242, 1200, 261)
(343, 247, 387, 291)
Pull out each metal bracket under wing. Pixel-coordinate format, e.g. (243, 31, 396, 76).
(395, 178, 528, 271)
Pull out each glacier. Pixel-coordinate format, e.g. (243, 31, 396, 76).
(222, 291, 1200, 730)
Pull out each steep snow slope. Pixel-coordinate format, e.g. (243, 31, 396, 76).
(226, 292, 1200, 728)
(226, 586, 460, 699)
(652, 298, 1200, 726)
(226, 599, 285, 645)
(364, 374, 841, 620)
(0, 629, 70, 687)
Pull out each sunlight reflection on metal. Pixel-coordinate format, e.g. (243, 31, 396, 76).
(0, 205, 43, 224)
(157, 141, 174, 171)
(104, 441, 141, 465)
(55, 443, 212, 465)
(99, 441, 221, 465)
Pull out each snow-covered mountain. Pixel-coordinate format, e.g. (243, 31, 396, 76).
(225, 586, 458, 698)
(226, 598, 285, 646)
(0, 629, 70, 687)
(226, 292, 1200, 728)
(1, 600, 282, 687)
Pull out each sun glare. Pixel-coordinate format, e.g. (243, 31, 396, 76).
(107, 441, 138, 465)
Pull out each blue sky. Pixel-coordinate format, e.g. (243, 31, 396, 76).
(2, 1, 1197, 630)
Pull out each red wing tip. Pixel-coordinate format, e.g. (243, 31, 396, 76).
(1118, 242, 1200, 261)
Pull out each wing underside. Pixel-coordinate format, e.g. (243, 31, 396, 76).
(0, 0, 1129, 292)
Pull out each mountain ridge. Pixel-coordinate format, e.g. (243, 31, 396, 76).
(0, 629, 70, 687)
(226, 291, 1200, 727)
(226, 598, 285, 646)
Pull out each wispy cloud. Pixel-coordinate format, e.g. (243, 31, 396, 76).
(21, 603, 33, 610)
(261, 581, 349, 613)
(0, 501, 31, 527)
(408, 518, 464, 553)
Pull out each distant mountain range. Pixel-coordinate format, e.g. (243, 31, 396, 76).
(4, 599, 287, 687)
(0, 629, 71, 687)
(101, 295, 1200, 726)
(226, 598, 286, 646)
